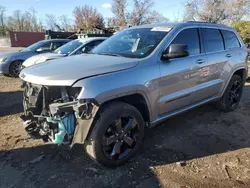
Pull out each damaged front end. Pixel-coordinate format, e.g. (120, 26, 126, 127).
(21, 83, 98, 146)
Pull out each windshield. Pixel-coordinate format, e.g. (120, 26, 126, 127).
(54, 40, 84, 55)
(23, 41, 46, 52)
(92, 28, 169, 58)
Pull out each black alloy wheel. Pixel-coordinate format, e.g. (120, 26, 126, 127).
(102, 116, 139, 160)
(217, 74, 244, 112)
(228, 80, 242, 108)
(84, 102, 145, 168)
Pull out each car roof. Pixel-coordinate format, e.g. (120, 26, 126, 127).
(40, 39, 71, 43)
(77, 37, 107, 43)
(130, 21, 233, 31)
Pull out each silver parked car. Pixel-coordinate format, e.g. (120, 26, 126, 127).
(22, 37, 107, 68)
(20, 22, 248, 167)
(0, 39, 70, 77)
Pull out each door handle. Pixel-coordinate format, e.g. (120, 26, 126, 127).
(225, 54, 232, 58)
(196, 59, 206, 64)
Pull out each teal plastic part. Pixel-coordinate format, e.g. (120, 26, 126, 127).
(47, 117, 66, 144)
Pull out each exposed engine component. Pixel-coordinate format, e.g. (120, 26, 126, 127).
(21, 83, 83, 145)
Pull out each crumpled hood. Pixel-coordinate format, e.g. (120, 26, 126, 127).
(23, 53, 65, 67)
(20, 54, 139, 86)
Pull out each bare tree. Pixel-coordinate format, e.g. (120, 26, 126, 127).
(127, 0, 155, 26)
(106, 17, 116, 27)
(45, 14, 57, 30)
(111, 0, 127, 26)
(183, 0, 250, 24)
(59, 15, 72, 31)
(73, 5, 104, 30)
(38, 19, 44, 32)
(0, 6, 6, 35)
(5, 8, 44, 33)
(147, 11, 169, 24)
(13, 10, 26, 31)
(29, 8, 40, 32)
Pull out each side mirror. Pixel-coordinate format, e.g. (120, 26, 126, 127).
(36, 47, 44, 52)
(162, 44, 189, 60)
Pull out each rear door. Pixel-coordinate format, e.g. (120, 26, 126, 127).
(220, 29, 243, 80)
(197, 28, 227, 99)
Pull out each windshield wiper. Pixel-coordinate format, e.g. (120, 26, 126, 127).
(97, 52, 123, 57)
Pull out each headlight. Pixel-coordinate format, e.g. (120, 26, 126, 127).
(0, 57, 7, 64)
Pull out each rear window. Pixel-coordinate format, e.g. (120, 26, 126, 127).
(202, 28, 224, 53)
(221, 30, 241, 49)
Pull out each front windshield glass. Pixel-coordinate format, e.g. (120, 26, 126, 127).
(92, 28, 169, 58)
(54, 40, 84, 55)
(23, 41, 46, 52)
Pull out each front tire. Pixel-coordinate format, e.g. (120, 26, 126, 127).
(9, 60, 23, 77)
(84, 102, 145, 168)
(217, 75, 244, 112)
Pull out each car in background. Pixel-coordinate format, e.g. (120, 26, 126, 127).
(0, 39, 71, 77)
(22, 37, 107, 68)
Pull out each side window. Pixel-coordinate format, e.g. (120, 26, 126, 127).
(202, 28, 224, 53)
(51, 42, 65, 50)
(171, 28, 200, 55)
(82, 40, 104, 53)
(221, 30, 241, 49)
(41, 42, 52, 51)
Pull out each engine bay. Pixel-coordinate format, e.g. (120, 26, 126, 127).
(21, 82, 92, 145)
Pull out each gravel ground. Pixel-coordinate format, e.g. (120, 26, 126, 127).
(0, 51, 250, 187)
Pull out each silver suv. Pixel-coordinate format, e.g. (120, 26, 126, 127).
(20, 22, 248, 167)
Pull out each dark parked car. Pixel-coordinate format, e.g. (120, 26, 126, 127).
(0, 39, 70, 77)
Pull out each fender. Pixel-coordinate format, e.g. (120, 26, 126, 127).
(72, 63, 161, 123)
(220, 66, 248, 97)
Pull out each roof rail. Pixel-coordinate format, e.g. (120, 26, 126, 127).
(186, 21, 214, 24)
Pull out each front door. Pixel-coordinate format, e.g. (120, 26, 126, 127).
(158, 28, 206, 117)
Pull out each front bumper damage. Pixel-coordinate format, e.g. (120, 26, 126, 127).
(21, 82, 99, 146)
(48, 99, 99, 145)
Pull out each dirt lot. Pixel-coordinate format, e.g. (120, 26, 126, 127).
(0, 62, 250, 188)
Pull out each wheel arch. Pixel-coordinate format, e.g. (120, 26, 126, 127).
(233, 68, 247, 82)
(98, 92, 152, 123)
(221, 66, 247, 96)
(73, 92, 151, 146)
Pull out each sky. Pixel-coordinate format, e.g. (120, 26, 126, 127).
(1, 0, 185, 22)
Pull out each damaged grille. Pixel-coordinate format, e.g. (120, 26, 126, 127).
(22, 82, 82, 144)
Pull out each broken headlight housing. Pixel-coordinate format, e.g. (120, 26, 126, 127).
(21, 83, 83, 144)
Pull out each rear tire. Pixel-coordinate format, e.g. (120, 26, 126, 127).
(84, 101, 145, 168)
(217, 75, 244, 112)
(9, 60, 23, 77)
